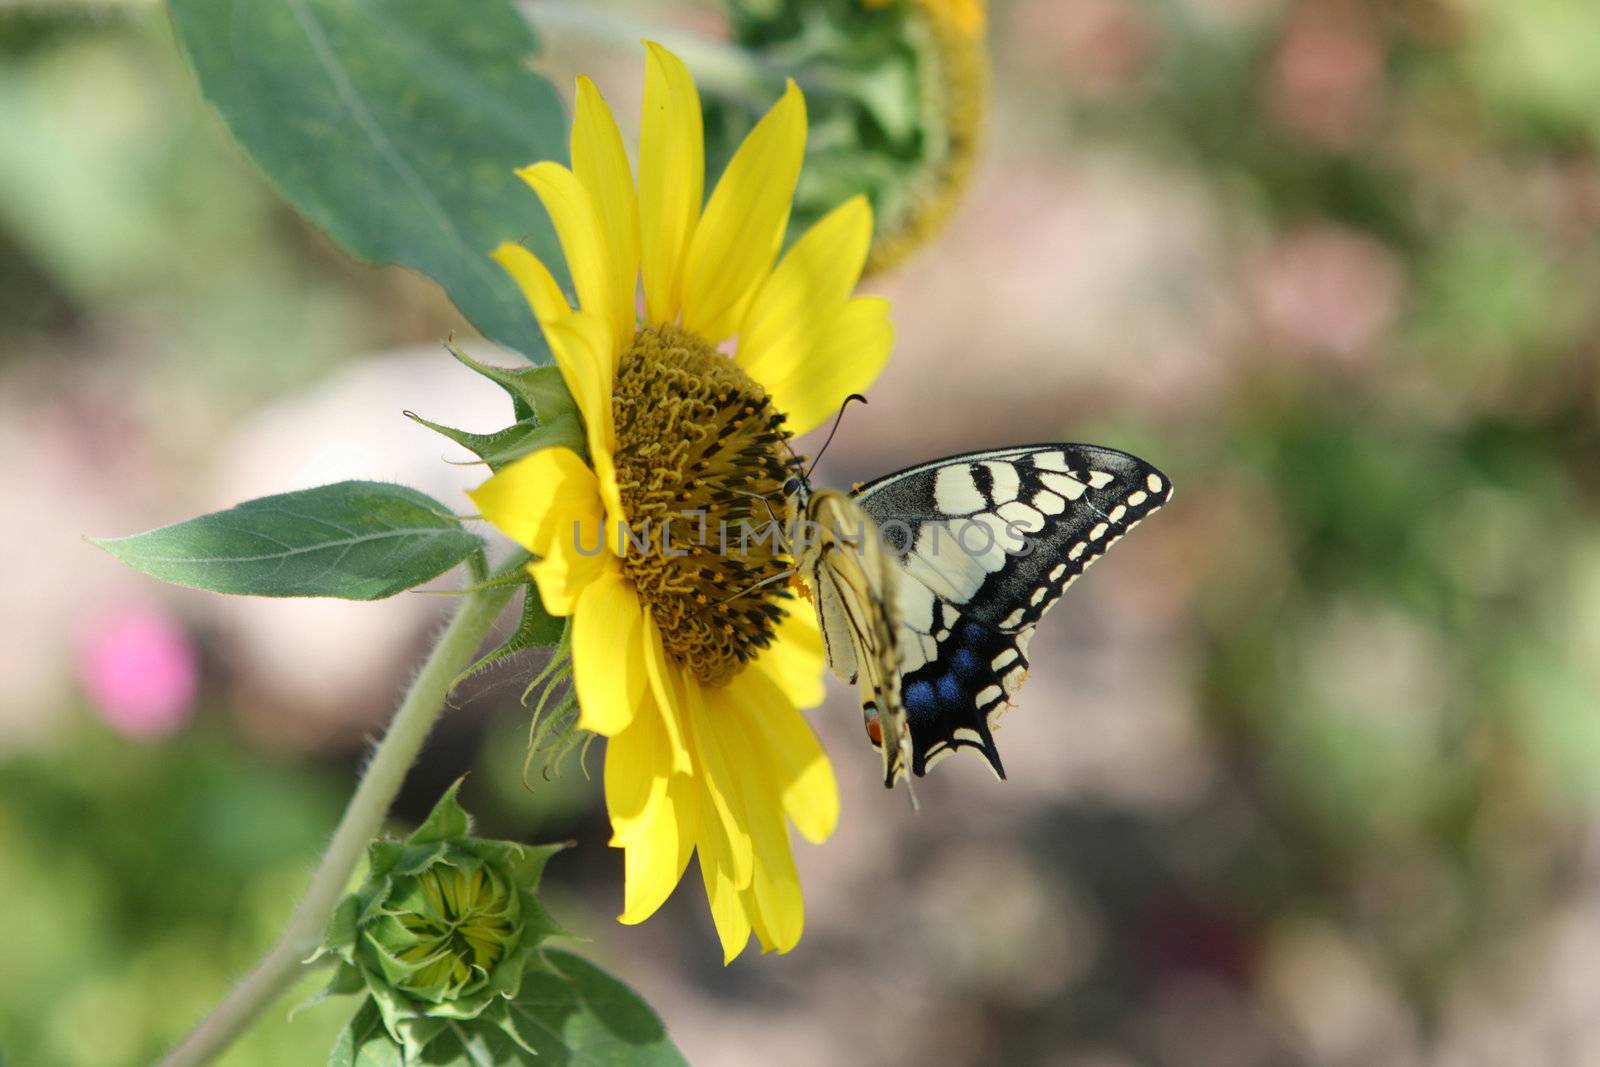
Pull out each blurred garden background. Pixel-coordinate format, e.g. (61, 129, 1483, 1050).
(5, 0, 1600, 1064)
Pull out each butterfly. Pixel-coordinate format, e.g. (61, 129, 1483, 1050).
(789, 443, 1173, 788)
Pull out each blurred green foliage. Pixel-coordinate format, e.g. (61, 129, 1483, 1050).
(0, 723, 349, 1065)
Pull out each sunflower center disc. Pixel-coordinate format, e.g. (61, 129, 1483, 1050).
(611, 323, 796, 687)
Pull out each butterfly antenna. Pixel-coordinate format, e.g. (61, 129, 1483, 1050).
(804, 393, 868, 479)
(711, 568, 798, 607)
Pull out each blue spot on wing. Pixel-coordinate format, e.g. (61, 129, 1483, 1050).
(898, 619, 1020, 777)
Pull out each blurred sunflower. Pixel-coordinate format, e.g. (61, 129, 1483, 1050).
(469, 43, 893, 961)
(866, 0, 987, 38)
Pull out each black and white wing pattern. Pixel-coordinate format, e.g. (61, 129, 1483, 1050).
(850, 443, 1172, 781)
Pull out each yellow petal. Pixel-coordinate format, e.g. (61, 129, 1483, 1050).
(753, 606, 826, 710)
(729, 667, 839, 846)
(467, 446, 597, 557)
(490, 241, 572, 326)
(571, 568, 647, 735)
(469, 447, 610, 615)
(709, 678, 807, 952)
(604, 707, 670, 847)
(541, 312, 626, 527)
(766, 295, 893, 435)
(744, 841, 804, 954)
(619, 772, 699, 924)
(541, 312, 612, 447)
(518, 162, 626, 342)
(684, 683, 754, 889)
(572, 76, 640, 350)
(526, 536, 610, 617)
(640, 614, 694, 774)
(638, 41, 704, 325)
(695, 825, 753, 963)
(680, 80, 806, 344)
(738, 195, 873, 388)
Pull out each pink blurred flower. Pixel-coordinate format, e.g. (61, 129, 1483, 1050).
(1266, 0, 1384, 150)
(79, 605, 198, 737)
(1252, 224, 1407, 364)
(1011, 0, 1158, 100)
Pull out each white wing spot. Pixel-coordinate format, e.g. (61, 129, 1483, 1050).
(1001, 607, 1026, 628)
(1029, 586, 1047, 606)
(1069, 542, 1086, 560)
(991, 648, 1018, 670)
(1108, 504, 1127, 524)
(908, 523, 988, 599)
(1127, 490, 1148, 507)
(1040, 471, 1087, 500)
(996, 500, 1046, 534)
(934, 464, 985, 515)
(976, 685, 1003, 707)
(984, 461, 1021, 505)
(952, 727, 983, 744)
(1033, 450, 1070, 472)
(1033, 489, 1066, 515)
(1146, 473, 1164, 493)
(1087, 470, 1115, 489)
(1090, 522, 1109, 541)
(1049, 563, 1066, 581)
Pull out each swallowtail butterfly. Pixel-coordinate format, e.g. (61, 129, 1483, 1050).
(789, 444, 1172, 788)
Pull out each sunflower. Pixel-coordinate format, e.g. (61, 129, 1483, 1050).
(865, 0, 987, 38)
(468, 43, 893, 962)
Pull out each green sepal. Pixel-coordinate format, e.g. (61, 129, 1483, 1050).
(447, 344, 578, 426)
(411, 349, 585, 472)
(406, 411, 584, 473)
(455, 583, 566, 686)
(407, 778, 472, 845)
(321, 895, 362, 961)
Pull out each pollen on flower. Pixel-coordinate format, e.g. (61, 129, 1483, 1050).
(611, 323, 799, 687)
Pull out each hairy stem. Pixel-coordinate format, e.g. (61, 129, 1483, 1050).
(155, 568, 524, 1067)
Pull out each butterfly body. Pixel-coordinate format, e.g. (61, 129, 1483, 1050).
(790, 444, 1173, 787)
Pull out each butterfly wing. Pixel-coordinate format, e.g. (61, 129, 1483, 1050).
(800, 489, 917, 787)
(851, 444, 1173, 777)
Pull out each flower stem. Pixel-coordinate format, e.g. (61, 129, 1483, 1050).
(154, 565, 526, 1067)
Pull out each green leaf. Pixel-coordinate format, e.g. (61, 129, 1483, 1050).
(501, 951, 687, 1066)
(92, 482, 482, 600)
(167, 0, 570, 361)
(328, 952, 688, 1066)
